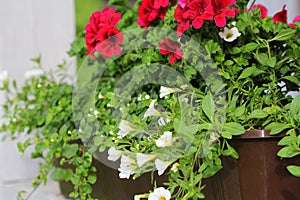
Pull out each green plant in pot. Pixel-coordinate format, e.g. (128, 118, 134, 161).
(1, 0, 300, 199)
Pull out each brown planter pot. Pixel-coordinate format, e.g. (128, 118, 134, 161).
(204, 130, 300, 200)
(60, 130, 300, 200)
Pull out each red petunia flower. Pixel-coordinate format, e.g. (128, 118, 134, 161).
(210, 0, 236, 27)
(95, 27, 124, 58)
(158, 38, 182, 65)
(251, 4, 268, 19)
(289, 15, 300, 28)
(137, 0, 169, 27)
(272, 5, 287, 24)
(85, 7, 123, 58)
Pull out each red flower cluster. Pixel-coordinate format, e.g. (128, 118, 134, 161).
(137, 0, 169, 27)
(174, 0, 236, 36)
(85, 7, 123, 58)
(158, 38, 182, 65)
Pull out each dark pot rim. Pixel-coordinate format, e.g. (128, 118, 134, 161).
(234, 130, 285, 140)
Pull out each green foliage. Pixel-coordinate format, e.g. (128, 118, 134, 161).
(0, 60, 98, 200)
(2, 0, 300, 200)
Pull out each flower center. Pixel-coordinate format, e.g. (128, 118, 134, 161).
(225, 32, 233, 39)
(159, 197, 166, 200)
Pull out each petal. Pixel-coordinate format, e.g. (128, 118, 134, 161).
(192, 16, 204, 29)
(214, 15, 227, 27)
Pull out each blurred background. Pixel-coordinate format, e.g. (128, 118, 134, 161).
(0, 0, 299, 199)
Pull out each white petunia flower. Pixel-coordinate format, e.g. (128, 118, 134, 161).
(25, 69, 44, 79)
(143, 100, 161, 118)
(137, 95, 142, 101)
(93, 110, 99, 116)
(159, 86, 175, 98)
(155, 131, 173, 147)
(0, 70, 8, 82)
(145, 94, 150, 100)
(117, 120, 133, 138)
(148, 187, 171, 200)
(98, 93, 104, 99)
(171, 162, 180, 172)
(136, 153, 155, 167)
(118, 155, 137, 179)
(107, 147, 122, 161)
(219, 27, 241, 42)
(155, 159, 170, 176)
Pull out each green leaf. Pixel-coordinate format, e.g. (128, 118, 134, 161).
(88, 174, 97, 184)
(230, 47, 241, 54)
(270, 29, 296, 41)
(204, 40, 221, 54)
(51, 168, 66, 181)
(223, 122, 245, 136)
(287, 165, 300, 177)
(62, 144, 79, 159)
(241, 42, 258, 53)
(265, 122, 291, 135)
(270, 125, 291, 135)
(202, 94, 215, 122)
(254, 53, 276, 68)
(17, 142, 25, 153)
(277, 147, 300, 158)
(203, 165, 222, 178)
(290, 96, 300, 117)
(35, 142, 48, 154)
(222, 144, 239, 159)
(238, 66, 261, 79)
(282, 76, 300, 85)
(278, 136, 297, 146)
(247, 109, 268, 119)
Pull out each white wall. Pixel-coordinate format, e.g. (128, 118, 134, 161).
(253, 0, 300, 21)
(0, 0, 75, 195)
